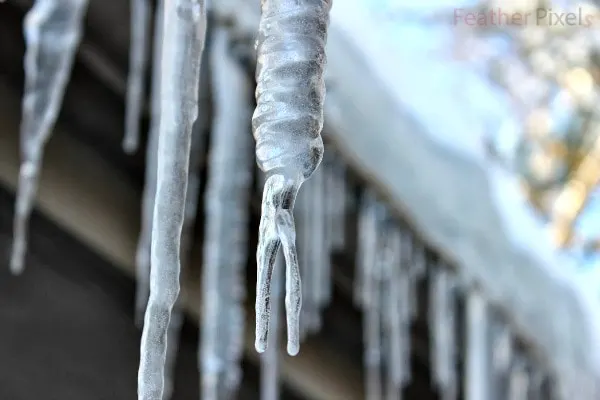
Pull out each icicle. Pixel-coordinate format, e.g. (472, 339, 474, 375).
(429, 266, 457, 400)
(491, 321, 513, 375)
(401, 230, 419, 320)
(410, 237, 426, 281)
(364, 204, 384, 400)
(464, 291, 489, 400)
(529, 368, 545, 400)
(123, 0, 151, 153)
(200, 25, 253, 400)
(384, 223, 410, 400)
(508, 357, 529, 400)
(355, 191, 378, 307)
(329, 155, 346, 250)
(261, 254, 283, 400)
(324, 153, 335, 254)
(294, 178, 312, 340)
(317, 161, 331, 309)
(163, 24, 212, 400)
(253, 0, 333, 356)
(138, 1, 206, 399)
(489, 317, 512, 399)
(11, 0, 89, 274)
(135, 0, 164, 328)
(162, 309, 182, 400)
(310, 167, 329, 318)
(298, 174, 321, 334)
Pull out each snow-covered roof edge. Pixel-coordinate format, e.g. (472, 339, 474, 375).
(215, 0, 599, 384)
(324, 24, 600, 384)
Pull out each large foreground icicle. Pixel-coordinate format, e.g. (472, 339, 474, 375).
(252, 0, 333, 356)
(138, 1, 206, 399)
(11, 0, 89, 275)
(200, 24, 253, 400)
(123, 0, 152, 153)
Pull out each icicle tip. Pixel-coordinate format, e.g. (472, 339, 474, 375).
(122, 137, 140, 155)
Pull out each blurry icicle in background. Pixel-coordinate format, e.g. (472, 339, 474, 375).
(200, 23, 253, 400)
(464, 291, 490, 400)
(429, 264, 457, 400)
(11, 0, 89, 274)
(357, 195, 421, 400)
(135, 0, 164, 328)
(137, 0, 206, 399)
(123, 0, 151, 153)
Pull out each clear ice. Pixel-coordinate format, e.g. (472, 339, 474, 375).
(252, 0, 332, 356)
(12, 0, 89, 274)
(134, 0, 164, 327)
(200, 24, 253, 400)
(137, 1, 206, 399)
(123, 0, 151, 153)
(261, 255, 283, 400)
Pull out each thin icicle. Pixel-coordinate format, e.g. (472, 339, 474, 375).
(383, 223, 409, 400)
(261, 254, 283, 400)
(464, 291, 489, 400)
(403, 232, 420, 320)
(123, 0, 151, 153)
(491, 321, 513, 375)
(490, 317, 513, 400)
(162, 26, 212, 400)
(508, 357, 529, 400)
(252, 0, 332, 356)
(317, 159, 332, 308)
(309, 167, 328, 321)
(356, 191, 378, 307)
(11, 0, 89, 274)
(429, 266, 457, 400)
(330, 157, 346, 250)
(135, 0, 165, 327)
(298, 175, 321, 335)
(138, 1, 206, 399)
(200, 25, 253, 400)
(364, 204, 384, 400)
(294, 178, 312, 340)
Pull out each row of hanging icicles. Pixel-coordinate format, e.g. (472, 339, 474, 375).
(6, 0, 563, 399)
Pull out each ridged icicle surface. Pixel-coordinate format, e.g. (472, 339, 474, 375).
(252, 0, 332, 356)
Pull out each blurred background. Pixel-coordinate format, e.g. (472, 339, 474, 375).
(0, 0, 599, 399)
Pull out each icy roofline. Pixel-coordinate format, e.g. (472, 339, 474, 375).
(326, 2, 600, 382)
(215, 0, 600, 382)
